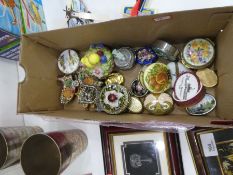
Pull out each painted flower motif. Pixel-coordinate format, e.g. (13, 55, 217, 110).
(200, 41, 209, 50)
(104, 90, 123, 108)
(92, 67, 104, 79)
(190, 53, 198, 63)
(202, 50, 209, 58)
(191, 41, 198, 49)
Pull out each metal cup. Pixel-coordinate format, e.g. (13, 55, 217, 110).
(0, 126, 43, 169)
(21, 129, 88, 175)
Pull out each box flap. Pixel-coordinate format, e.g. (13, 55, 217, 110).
(216, 19, 233, 119)
(18, 36, 63, 113)
(26, 6, 233, 50)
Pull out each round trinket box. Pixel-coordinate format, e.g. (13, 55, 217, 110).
(58, 49, 80, 74)
(144, 93, 174, 115)
(105, 73, 125, 85)
(186, 93, 216, 116)
(143, 63, 171, 93)
(167, 62, 191, 87)
(128, 97, 143, 113)
(130, 79, 148, 97)
(80, 44, 113, 79)
(182, 38, 215, 69)
(99, 84, 130, 114)
(112, 47, 136, 70)
(173, 72, 205, 107)
(152, 40, 179, 61)
(136, 47, 158, 65)
(196, 68, 218, 88)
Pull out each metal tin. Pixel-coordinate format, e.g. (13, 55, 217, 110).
(186, 93, 216, 116)
(0, 126, 43, 169)
(182, 38, 215, 69)
(112, 47, 136, 70)
(143, 63, 171, 93)
(58, 49, 80, 74)
(130, 79, 148, 97)
(77, 85, 98, 104)
(99, 84, 130, 115)
(80, 45, 113, 79)
(105, 73, 125, 85)
(173, 72, 206, 107)
(167, 62, 191, 87)
(152, 40, 179, 61)
(128, 97, 143, 113)
(144, 93, 174, 115)
(136, 47, 158, 65)
(21, 129, 88, 175)
(196, 68, 218, 87)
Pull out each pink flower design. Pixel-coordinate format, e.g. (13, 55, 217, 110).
(92, 67, 103, 79)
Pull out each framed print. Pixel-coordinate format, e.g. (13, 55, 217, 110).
(196, 128, 233, 175)
(187, 127, 210, 175)
(100, 126, 137, 174)
(179, 131, 198, 175)
(109, 132, 171, 175)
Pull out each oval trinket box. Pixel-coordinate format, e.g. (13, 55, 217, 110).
(186, 93, 216, 116)
(144, 93, 174, 115)
(99, 84, 129, 114)
(136, 47, 158, 65)
(112, 47, 136, 70)
(143, 63, 171, 93)
(137, 66, 148, 88)
(173, 72, 205, 107)
(58, 49, 80, 74)
(128, 97, 143, 113)
(196, 68, 218, 88)
(130, 79, 148, 97)
(182, 38, 215, 69)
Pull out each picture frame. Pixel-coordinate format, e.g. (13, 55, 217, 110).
(186, 127, 210, 175)
(195, 128, 233, 175)
(109, 131, 171, 175)
(100, 126, 139, 174)
(100, 126, 183, 175)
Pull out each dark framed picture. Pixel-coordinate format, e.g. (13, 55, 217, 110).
(195, 128, 233, 175)
(100, 126, 183, 175)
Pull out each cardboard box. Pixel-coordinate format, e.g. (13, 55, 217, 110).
(20, 0, 47, 33)
(0, 0, 22, 60)
(18, 7, 233, 129)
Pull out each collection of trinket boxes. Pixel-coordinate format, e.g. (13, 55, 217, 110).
(57, 38, 217, 116)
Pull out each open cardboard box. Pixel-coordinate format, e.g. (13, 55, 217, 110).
(18, 6, 233, 129)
